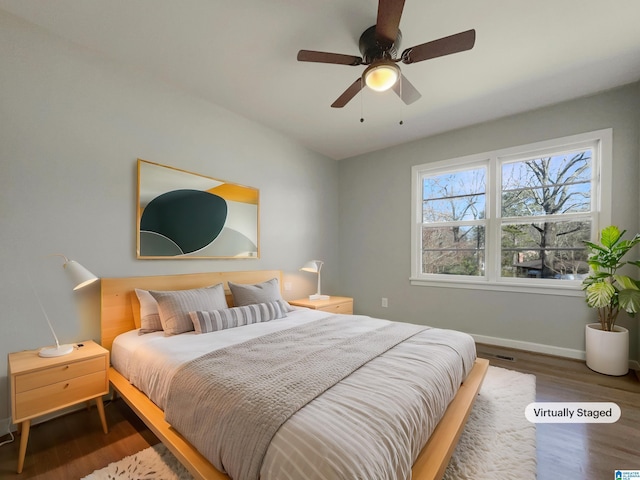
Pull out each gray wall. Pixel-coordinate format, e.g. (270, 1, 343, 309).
(338, 82, 640, 363)
(0, 11, 339, 422)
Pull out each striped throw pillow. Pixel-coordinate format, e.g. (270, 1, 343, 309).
(189, 301, 287, 334)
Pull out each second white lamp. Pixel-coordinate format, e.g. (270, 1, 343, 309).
(300, 260, 330, 300)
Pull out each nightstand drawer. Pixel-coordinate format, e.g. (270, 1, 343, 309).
(15, 370, 107, 420)
(322, 301, 353, 314)
(15, 357, 105, 394)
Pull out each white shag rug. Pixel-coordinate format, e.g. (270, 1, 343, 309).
(443, 365, 537, 479)
(82, 442, 193, 480)
(84, 366, 536, 480)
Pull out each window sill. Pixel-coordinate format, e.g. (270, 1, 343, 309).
(409, 277, 584, 297)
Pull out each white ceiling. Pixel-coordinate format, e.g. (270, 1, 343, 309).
(2, 0, 640, 160)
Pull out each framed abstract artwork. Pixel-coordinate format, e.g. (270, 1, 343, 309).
(137, 159, 259, 259)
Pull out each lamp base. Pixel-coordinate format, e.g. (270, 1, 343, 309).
(309, 294, 330, 300)
(39, 344, 74, 358)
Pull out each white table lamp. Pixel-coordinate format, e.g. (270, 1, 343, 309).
(300, 260, 330, 300)
(36, 255, 99, 358)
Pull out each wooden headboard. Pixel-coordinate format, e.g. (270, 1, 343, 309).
(100, 270, 283, 352)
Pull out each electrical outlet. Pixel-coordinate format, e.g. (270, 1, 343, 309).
(284, 282, 292, 292)
(381, 297, 388, 308)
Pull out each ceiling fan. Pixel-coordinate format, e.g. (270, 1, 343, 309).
(297, 0, 476, 108)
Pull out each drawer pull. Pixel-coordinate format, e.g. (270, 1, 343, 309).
(64, 383, 69, 389)
(63, 365, 70, 370)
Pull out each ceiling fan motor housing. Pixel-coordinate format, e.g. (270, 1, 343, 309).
(359, 25, 401, 64)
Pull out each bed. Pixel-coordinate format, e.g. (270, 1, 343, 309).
(100, 270, 489, 480)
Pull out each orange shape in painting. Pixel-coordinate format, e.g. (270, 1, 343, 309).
(208, 184, 258, 205)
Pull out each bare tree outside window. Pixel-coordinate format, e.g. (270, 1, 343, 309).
(421, 168, 486, 275)
(419, 150, 594, 279)
(501, 151, 592, 279)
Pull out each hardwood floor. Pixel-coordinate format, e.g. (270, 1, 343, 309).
(477, 344, 640, 479)
(0, 345, 638, 479)
(0, 399, 158, 480)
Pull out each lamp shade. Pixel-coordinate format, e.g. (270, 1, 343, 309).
(363, 61, 400, 92)
(300, 260, 323, 273)
(63, 259, 99, 290)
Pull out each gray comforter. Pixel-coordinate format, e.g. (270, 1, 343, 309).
(165, 316, 427, 480)
(163, 314, 476, 480)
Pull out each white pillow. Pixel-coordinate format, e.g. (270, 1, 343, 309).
(135, 288, 163, 334)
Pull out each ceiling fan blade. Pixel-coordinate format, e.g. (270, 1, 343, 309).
(297, 50, 362, 66)
(331, 78, 364, 108)
(401, 29, 476, 64)
(392, 74, 421, 105)
(375, 0, 406, 47)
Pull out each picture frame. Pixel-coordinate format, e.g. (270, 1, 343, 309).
(137, 159, 259, 259)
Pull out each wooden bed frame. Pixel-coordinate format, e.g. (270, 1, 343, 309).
(100, 270, 489, 480)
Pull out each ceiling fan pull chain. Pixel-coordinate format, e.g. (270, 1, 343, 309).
(399, 75, 404, 125)
(360, 77, 365, 123)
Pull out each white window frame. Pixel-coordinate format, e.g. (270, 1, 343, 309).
(410, 129, 612, 296)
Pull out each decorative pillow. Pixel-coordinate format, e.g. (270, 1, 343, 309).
(149, 284, 228, 335)
(135, 288, 163, 335)
(189, 301, 287, 334)
(228, 278, 293, 312)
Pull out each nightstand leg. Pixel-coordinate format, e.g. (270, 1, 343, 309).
(95, 396, 108, 434)
(17, 419, 30, 474)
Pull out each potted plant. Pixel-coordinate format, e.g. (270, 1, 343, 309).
(582, 225, 640, 375)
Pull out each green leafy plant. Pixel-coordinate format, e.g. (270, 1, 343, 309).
(582, 226, 640, 331)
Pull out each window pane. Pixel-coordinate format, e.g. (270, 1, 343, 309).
(422, 226, 485, 276)
(422, 196, 486, 222)
(422, 168, 486, 223)
(500, 220, 591, 279)
(502, 150, 591, 217)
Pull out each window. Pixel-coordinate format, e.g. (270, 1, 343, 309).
(411, 129, 612, 295)
(420, 166, 487, 276)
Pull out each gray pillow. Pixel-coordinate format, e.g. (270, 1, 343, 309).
(189, 301, 287, 334)
(228, 278, 293, 312)
(149, 284, 228, 335)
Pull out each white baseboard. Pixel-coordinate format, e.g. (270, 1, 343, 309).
(473, 333, 640, 371)
(472, 333, 586, 359)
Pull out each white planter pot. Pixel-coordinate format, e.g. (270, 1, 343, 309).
(585, 323, 629, 376)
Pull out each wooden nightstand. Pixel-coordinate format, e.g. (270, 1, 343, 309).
(8, 340, 109, 473)
(289, 296, 353, 314)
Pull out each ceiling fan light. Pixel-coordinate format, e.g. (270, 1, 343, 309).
(364, 62, 400, 92)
